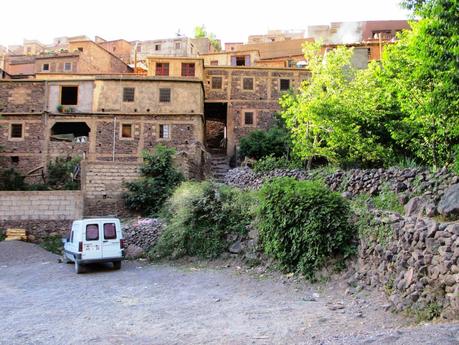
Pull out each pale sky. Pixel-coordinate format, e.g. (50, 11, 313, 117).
(1, 0, 410, 47)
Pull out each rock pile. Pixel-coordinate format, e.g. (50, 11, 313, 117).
(224, 167, 308, 189)
(122, 218, 163, 258)
(352, 211, 459, 319)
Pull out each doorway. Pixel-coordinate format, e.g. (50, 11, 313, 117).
(204, 102, 227, 154)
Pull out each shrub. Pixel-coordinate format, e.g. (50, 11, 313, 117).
(47, 156, 81, 190)
(0, 168, 26, 191)
(40, 235, 63, 255)
(151, 181, 257, 259)
(124, 145, 184, 216)
(257, 177, 355, 279)
(253, 155, 303, 173)
(453, 145, 459, 175)
(372, 184, 404, 214)
(239, 127, 291, 160)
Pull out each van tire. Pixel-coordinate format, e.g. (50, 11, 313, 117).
(75, 261, 84, 274)
(113, 261, 121, 270)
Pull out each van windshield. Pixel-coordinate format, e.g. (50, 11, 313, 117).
(86, 224, 99, 241)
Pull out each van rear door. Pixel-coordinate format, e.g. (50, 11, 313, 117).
(83, 223, 102, 260)
(101, 221, 122, 259)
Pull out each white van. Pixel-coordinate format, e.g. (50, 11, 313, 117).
(63, 218, 125, 274)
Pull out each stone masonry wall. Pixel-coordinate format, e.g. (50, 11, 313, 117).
(0, 81, 45, 113)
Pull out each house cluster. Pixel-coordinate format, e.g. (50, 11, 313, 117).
(0, 20, 409, 180)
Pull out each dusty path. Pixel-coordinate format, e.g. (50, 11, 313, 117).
(0, 241, 458, 345)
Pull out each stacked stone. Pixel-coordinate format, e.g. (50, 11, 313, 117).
(354, 209, 459, 319)
(122, 218, 163, 258)
(224, 167, 309, 189)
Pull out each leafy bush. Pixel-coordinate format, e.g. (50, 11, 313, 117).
(151, 181, 257, 259)
(40, 235, 63, 255)
(253, 155, 303, 173)
(372, 184, 404, 214)
(257, 177, 355, 279)
(47, 156, 81, 190)
(453, 145, 459, 175)
(0, 228, 5, 241)
(124, 145, 184, 216)
(239, 127, 291, 160)
(0, 169, 26, 191)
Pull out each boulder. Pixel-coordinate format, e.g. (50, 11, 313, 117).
(438, 184, 459, 217)
(404, 196, 426, 217)
(125, 244, 145, 259)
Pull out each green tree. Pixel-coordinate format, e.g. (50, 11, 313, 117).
(381, 0, 459, 167)
(280, 42, 397, 169)
(194, 25, 221, 51)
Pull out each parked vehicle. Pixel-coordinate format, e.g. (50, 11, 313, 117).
(63, 218, 125, 274)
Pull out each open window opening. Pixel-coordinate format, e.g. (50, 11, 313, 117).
(61, 86, 78, 105)
(51, 122, 90, 142)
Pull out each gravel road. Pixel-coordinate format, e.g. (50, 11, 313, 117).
(1, 241, 458, 345)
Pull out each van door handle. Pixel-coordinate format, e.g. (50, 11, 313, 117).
(103, 240, 109, 243)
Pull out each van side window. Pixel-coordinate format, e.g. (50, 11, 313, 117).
(86, 224, 99, 241)
(103, 223, 117, 240)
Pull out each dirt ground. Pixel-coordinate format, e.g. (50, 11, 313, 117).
(1, 240, 458, 345)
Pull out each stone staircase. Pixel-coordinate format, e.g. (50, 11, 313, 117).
(209, 152, 229, 182)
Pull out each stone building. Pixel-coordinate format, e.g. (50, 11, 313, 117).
(0, 73, 204, 181)
(96, 38, 132, 64)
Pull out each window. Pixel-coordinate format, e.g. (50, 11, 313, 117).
(159, 88, 171, 102)
(159, 124, 170, 139)
(61, 86, 78, 105)
(64, 62, 72, 71)
(136, 44, 142, 53)
(123, 87, 135, 102)
(77, 47, 83, 52)
(42, 63, 50, 72)
(243, 77, 254, 90)
(210, 60, 219, 66)
(211, 77, 222, 89)
(234, 55, 249, 66)
(181, 63, 195, 77)
(10, 124, 23, 139)
(121, 123, 133, 138)
(244, 112, 254, 126)
(86, 224, 99, 241)
(372, 30, 392, 40)
(156, 63, 169, 76)
(103, 223, 117, 240)
(175, 42, 181, 50)
(155, 44, 161, 51)
(280, 79, 290, 91)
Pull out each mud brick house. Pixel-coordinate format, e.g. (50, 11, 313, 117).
(0, 71, 204, 182)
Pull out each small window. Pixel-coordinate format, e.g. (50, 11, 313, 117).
(77, 47, 83, 52)
(159, 124, 170, 139)
(210, 60, 219, 66)
(243, 77, 254, 90)
(10, 124, 23, 139)
(211, 76, 222, 89)
(244, 112, 254, 126)
(159, 88, 171, 102)
(103, 223, 117, 240)
(86, 224, 99, 241)
(64, 62, 72, 71)
(175, 42, 181, 50)
(155, 44, 161, 51)
(123, 87, 135, 102)
(121, 123, 132, 138)
(156, 63, 169, 76)
(236, 56, 246, 66)
(11, 156, 19, 163)
(61, 86, 78, 105)
(181, 63, 195, 77)
(280, 79, 290, 91)
(42, 63, 50, 72)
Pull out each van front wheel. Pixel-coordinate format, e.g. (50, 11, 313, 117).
(113, 261, 121, 270)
